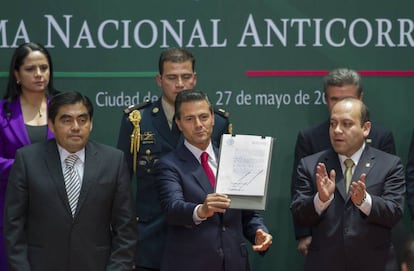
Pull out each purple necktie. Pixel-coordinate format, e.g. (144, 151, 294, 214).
(201, 152, 216, 188)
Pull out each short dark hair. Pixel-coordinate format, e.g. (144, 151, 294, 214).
(48, 91, 93, 123)
(4, 42, 58, 101)
(158, 48, 195, 75)
(323, 68, 363, 97)
(174, 89, 212, 120)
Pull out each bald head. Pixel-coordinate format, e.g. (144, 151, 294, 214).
(329, 97, 371, 157)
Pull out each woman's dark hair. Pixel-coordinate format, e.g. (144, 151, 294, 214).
(2, 42, 59, 116)
(4, 42, 58, 100)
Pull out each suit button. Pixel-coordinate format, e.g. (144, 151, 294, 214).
(222, 226, 226, 231)
(136, 217, 139, 221)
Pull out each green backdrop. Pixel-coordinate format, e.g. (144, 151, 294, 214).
(1, 1, 414, 270)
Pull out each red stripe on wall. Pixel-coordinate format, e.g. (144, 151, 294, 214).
(246, 70, 414, 77)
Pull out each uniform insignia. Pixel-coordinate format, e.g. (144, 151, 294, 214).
(141, 131, 156, 144)
(214, 107, 230, 118)
(214, 107, 232, 134)
(128, 110, 142, 172)
(228, 123, 233, 134)
(123, 99, 151, 114)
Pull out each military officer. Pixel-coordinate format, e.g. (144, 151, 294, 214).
(117, 47, 231, 271)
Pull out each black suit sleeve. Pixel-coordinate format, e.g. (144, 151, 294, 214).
(4, 150, 31, 271)
(376, 128, 396, 155)
(290, 131, 313, 239)
(406, 129, 414, 218)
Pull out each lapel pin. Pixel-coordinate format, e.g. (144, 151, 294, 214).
(365, 162, 371, 168)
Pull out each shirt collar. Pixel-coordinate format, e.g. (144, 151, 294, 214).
(184, 140, 216, 164)
(57, 144, 85, 164)
(161, 97, 175, 129)
(338, 143, 365, 167)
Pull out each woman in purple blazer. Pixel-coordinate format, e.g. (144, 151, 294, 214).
(0, 42, 58, 270)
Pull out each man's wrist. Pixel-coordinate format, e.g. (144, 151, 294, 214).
(196, 204, 206, 219)
(318, 193, 331, 203)
(356, 193, 366, 206)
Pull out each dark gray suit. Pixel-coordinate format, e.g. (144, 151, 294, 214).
(291, 146, 405, 271)
(4, 139, 137, 271)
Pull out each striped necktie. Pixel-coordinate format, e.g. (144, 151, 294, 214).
(64, 154, 81, 216)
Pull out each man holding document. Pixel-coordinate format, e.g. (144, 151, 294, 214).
(155, 89, 272, 271)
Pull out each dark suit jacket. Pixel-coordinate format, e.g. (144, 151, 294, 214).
(290, 146, 405, 271)
(117, 99, 230, 269)
(406, 129, 414, 217)
(156, 143, 268, 271)
(4, 139, 137, 271)
(0, 98, 54, 271)
(291, 119, 396, 238)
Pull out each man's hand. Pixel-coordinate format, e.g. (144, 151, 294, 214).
(316, 163, 336, 202)
(252, 229, 272, 252)
(197, 193, 231, 219)
(350, 173, 366, 206)
(297, 236, 312, 256)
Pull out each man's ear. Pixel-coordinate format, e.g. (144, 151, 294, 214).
(362, 121, 371, 138)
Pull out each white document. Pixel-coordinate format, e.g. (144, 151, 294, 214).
(215, 134, 274, 209)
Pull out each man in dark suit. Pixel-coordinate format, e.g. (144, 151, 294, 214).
(291, 68, 396, 255)
(117, 48, 231, 271)
(4, 92, 137, 271)
(406, 130, 414, 225)
(155, 89, 272, 271)
(291, 97, 405, 271)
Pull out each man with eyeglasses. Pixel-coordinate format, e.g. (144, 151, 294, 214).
(117, 47, 232, 271)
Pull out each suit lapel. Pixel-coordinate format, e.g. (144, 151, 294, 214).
(45, 140, 73, 217)
(178, 145, 214, 194)
(323, 150, 348, 200)
(328, 146, 375, 202)
(151, 101, 178, 148)
(352, 146, 375, 186)
(75, 141, 99, 217)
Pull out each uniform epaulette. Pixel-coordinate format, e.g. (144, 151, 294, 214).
(123, 100, 152, 114)
(214, 107, 230, 119)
